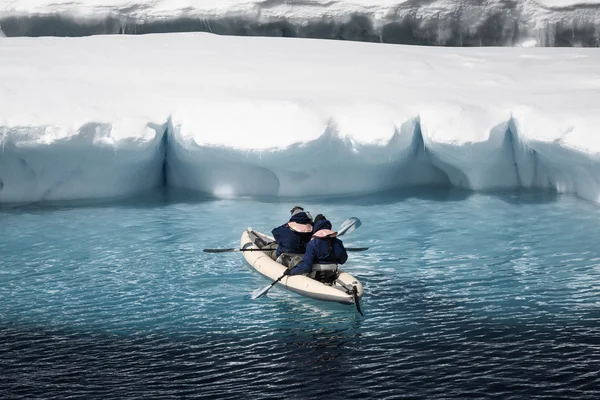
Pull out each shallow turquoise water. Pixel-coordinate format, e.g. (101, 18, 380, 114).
(1, 189, 600, 399)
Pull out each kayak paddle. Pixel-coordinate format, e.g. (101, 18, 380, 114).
(337, 217, 361, 237)
(250, 273, 287, 300)
(203, 217, 362, 253)
(204, 247, 368, 253)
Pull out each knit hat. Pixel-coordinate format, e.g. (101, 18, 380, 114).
(314, 214, 326, 223)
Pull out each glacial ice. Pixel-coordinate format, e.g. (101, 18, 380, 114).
(0, 0, 599, 47)
(1, 32, 599, 203)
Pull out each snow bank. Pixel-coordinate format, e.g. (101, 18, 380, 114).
(0, 0, 599, 47)
(1, 33, 600, 203)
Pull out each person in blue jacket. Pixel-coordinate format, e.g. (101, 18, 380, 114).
(271, 206, 313, 258)
(284, 214, 348, 276)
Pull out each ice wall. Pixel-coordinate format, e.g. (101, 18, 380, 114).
(0, 122, 166, 202)
(167, 109, 600, 202)
(1, 33, 599, 204)
(167, 112, 450, 197)
(0, 0, 599, 47)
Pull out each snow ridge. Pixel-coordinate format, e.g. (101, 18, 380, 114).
(0, 0, 599, 46)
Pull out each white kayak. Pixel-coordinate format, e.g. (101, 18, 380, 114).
(240, 228, 364, 306)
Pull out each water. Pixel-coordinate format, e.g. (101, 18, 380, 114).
(1, 188, 600, 399)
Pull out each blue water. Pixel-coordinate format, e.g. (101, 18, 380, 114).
(1, 188, 600, 399)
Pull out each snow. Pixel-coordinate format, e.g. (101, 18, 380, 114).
(539, 0, 600, 5)
(1, 0, 600, 47)
(2, 0, 599, 15)
(1, 32, 600, 203)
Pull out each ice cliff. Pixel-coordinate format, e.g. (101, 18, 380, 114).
(1, 33, 599, 203)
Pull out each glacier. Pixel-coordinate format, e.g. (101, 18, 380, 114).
(0, 0, 600, 47)
(1, 32, 600, 203)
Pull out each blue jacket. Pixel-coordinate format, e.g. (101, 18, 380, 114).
(271, 211, 313, 256)
(289, 219, 348, 276)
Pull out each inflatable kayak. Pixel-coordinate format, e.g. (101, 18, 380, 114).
(240, 228, 364, 308)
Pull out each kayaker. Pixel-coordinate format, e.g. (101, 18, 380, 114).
(270, 206, 313, 261)
(284, 214, 348, 276)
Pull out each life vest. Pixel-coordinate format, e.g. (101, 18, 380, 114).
(312, 229, 337, 239)
(287, 222, 313, 233)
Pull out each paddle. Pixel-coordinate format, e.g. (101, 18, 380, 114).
(250, 217, 362, 300)
(204, 247, 369, 253)
(203, 217, 363, 253)
(250, 273, 287, 300)
(337, 217, 361, 237)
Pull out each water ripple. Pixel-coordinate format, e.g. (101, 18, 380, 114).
(1, 191, 600, 398)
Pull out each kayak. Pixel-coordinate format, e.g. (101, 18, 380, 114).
(240, 228, 364, 306)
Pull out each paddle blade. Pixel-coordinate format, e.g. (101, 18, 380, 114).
(251, 285, 272, 299)
(251, 273, 287, 300)
(346, 247, 369, 252)
(203, 248, 238, 253)
(352, 286, 364, 317)
(338, 217, 361, 237)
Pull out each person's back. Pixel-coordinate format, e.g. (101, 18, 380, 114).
(287, 216, 348, 276)
(271, 206, 313, 257)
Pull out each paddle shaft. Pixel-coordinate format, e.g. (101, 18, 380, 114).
(269, 273, 286, 289)
(204, 247, 369, 253)
(204, 217, 361, 253)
